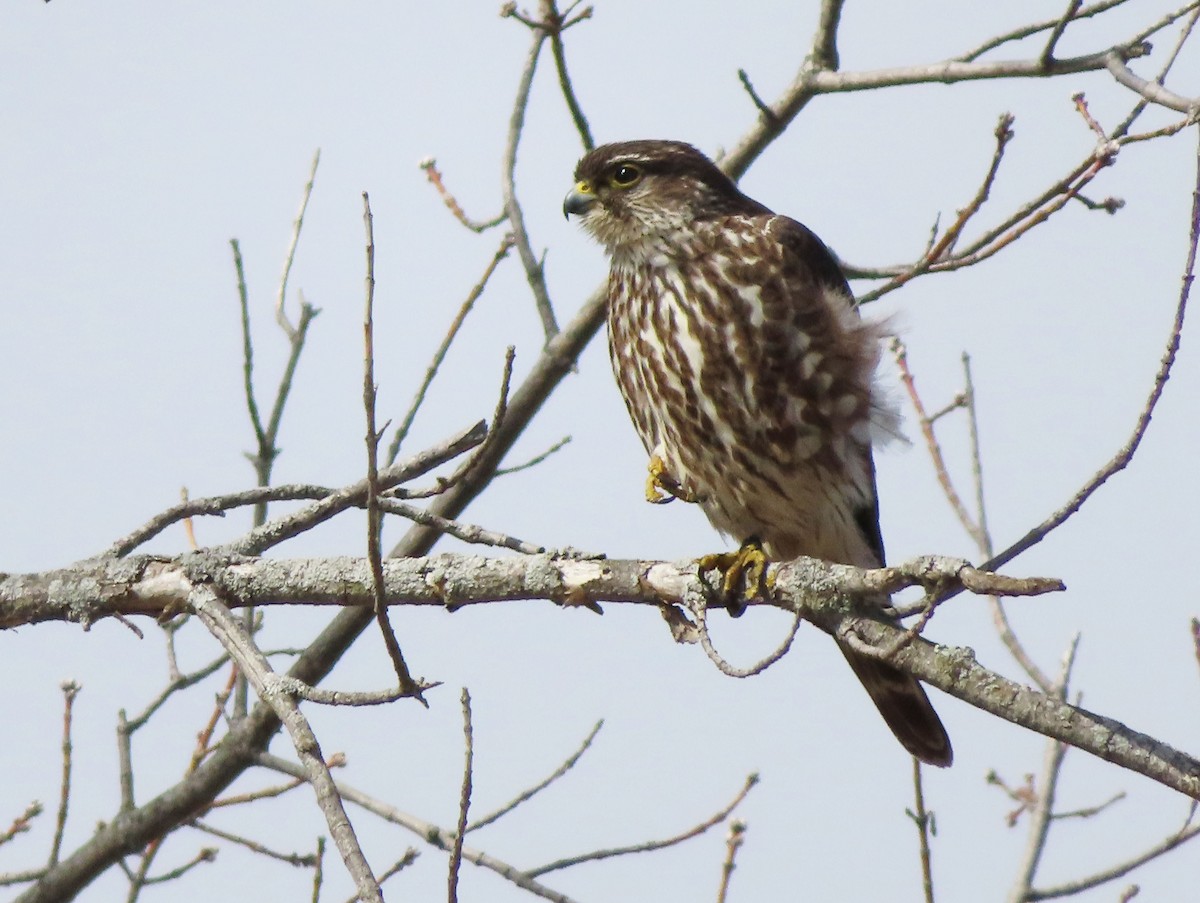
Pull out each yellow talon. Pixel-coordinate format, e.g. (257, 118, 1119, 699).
(645, 454, 700, 505)
(698, 538, 773, 615)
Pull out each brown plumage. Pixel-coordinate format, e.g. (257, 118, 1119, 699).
(564, 139, 952, 767)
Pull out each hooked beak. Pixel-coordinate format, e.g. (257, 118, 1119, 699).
(563, 181, 596, 219)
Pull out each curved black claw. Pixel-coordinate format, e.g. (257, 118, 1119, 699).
(697, 537, 772, 617)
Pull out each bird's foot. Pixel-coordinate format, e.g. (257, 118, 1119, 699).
(645, 453, 700, 505)
(697, 537, 774, 617)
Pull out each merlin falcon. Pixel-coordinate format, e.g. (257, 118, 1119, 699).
(564, 139, 952, 767)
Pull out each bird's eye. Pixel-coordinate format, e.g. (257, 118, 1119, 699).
(610, 164, 642, 188)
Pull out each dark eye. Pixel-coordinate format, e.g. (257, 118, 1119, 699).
(610, 164, 642, 188)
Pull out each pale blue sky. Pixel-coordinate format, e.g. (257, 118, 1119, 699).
(3, 3, 1198, 900)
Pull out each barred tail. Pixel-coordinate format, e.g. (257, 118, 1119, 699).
(838, 642, 953, 767)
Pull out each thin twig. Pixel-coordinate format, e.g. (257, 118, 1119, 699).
(858, 123, 1106, 303)
(223, 420, 488, 556)
(190, 586, 383, 903)
(275, 150, 321, 340)
(1192, 618, 1200, 677)
(526, 773, 758, 877)
(231, 239, 265, 448)
(139, 848, 218, 885)
(1111, 4, 1200, 138)
(1007, 636, 1080, 902)
(387, 232, 516, 463)
(889, 337, 984, 546)
(544, 0, 595, 149)
(1050, 791, 1126, 820)
(502, 10, 559, 341)
(0, 803, 43, 848)
(978, 126, 1199, 577)
(311, 836, 325, 903)
(363, 191, 424, 700)
(349, 849, 418, 903)
(1073, 92, 1109, 139)
(186, 665, 238, 774)
(715, 820, 746, 903)
(964, 353, 1055, 691)
(494, 435, 573, 477)
(1024, 818, 1200, 899)
(1040, 0, 1084, 66)
(116, 710, 134, 812)
(189, 820, 315, 866)
(737, 69, 778, 123)
(205, 773, 304, 806)
(693, 596, 804, 679)
(467, 720, 604, 832)
(407, 347, 517, 505)
(47, 681, 79, 868)
(418, 158, 507, 233)
(379, 496, 546, 555)
(124, 653, 231, 731)
(448, 689, 473, 903)
(259, 752, 582, 903)
(958, 0, 1131, 62)
(906, 759, 935, 903)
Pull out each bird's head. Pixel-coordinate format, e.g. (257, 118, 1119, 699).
(563, 140, 763, 260)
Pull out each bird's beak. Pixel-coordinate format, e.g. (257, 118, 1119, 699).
(563, 181, 596, 219)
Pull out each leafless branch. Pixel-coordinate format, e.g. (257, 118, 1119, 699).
(1007, 638, 1079, 902)
(189, 820, 314, 866)
(418, 157, 507, 233)
(494, 435, 573, 477)
(0, 803, 43, 849)
(809, 0, 846, 70)
(190, 586, 382, 903)
(978, 126, 1198, 577)
(0, 552, 1063, 628)
(906, 760, 935, 903)
(1112, 4, 1200, 136)
(715, 819, 746, 903)
(543, 0, 594, 149)
(138, 847, 218, 885)
(47, 682, 79, 868)
(722, 37, 1150, 181)
(1023, 818, 1200, 900)
(348, 849, 418, 903)
(387, 233, 516, 463)
(1104, 51, 1200, 113)
(693, 598, 804, 679)
(526, 773, 758, 877)
(448, 689, 473, 903)
(224, 420, 488, 556)
(274, 150, 320, 338)
(501, 10, 559, 341)
(259, 752, 581, 903)
(958, 0, 1131, 62)
(466, 719, 604, 832)
(889, 338, 984, 545)
(1050, 791, 1126, 820)
(736, 68, 777, 124)
(1040, 0, 1083, 66)
(362, 191, 423, 701)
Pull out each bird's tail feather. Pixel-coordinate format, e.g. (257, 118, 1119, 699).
(837, 642, 953, 767)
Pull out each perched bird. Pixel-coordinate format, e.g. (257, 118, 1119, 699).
(564, 139, 952, 766)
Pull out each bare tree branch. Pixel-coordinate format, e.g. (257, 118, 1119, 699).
(190, 585, 383, 903)
(259, 752, 582, 903)
(526, 773, 757, 877)
(978, 125, 1198, 577)
(466, 719, 604, 833)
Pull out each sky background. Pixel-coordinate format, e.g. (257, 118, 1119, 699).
(3, 2, 1199, 900)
